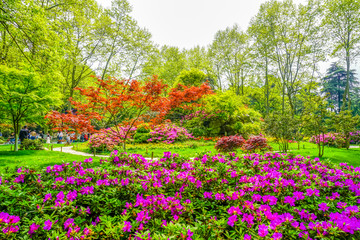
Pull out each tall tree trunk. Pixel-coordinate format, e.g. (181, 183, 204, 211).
(265, 56, 269, 114)
(13, 120, 19, 152)
(342, 50, 351, 111)
(282, 80, 285, 114)
(337, 76, 341, 113)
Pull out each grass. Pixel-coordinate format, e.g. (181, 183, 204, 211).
(291, 147, 360, 167)
(76, 140, 360, 167)
(76, 140, 219, 159)
(0, 145, 103, 173)
(1, 140, 359, 172)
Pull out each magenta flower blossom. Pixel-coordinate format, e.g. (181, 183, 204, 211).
(284, 196, 295, 206)
(64, 218, 74, 230)
(228, 215, 238, 227)
(228, 206, 241, 215)
(123, 221, 132, 232)
(6, 215, 20, 224)
(3, 225, 19, 234)
(204, 192, 213, 199)
(43, 220, 53, 231)
(337, 202, 347, 209)
(244, 234, 251, 240)
(258, 224, 268, 237)
(80, 186, 94, 195)
(28, 222, 40, 236)
(293, 191, 305, 200)
(318, 202, 329, 211)
(43, 193, 52, 203)
(271, 232, 283, 240)
(66, 190, 77, 202)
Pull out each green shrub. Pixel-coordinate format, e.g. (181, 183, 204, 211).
(20, 139, 44, 150)
(133, 132, 151, 144)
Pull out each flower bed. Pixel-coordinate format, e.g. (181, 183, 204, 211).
(0, 151, 359, 239)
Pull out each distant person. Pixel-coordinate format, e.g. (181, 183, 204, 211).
(66, 133, 71, 145)
(30, 131, 37, 140)
(39, 131, 44, 139)
(57, 131, 63, 143)
(19, 126, 29, 142)
(46, 134, 51, 144)
(9, 132, 15, 144)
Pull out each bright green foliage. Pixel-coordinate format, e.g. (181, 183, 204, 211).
(174, 68, 207, 87)
(0, 66, 60, 151)
(209, 24, 251, 94)
(19, 139, 44, 150)
(144, 45, 186, 86)
(203, 91, 262, 137)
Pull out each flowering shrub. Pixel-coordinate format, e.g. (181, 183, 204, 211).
(88, 126, 136, 151)
(242, 135, 272, 153)
(309, 133, 347, 148)
(147, 124, 194, 144)
(350, 131, 360, 144)
(0, 151, 360, 239)
(215, 135, 246, 152)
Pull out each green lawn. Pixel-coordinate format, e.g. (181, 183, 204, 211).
(0, 145, 103, 173)
(291, 147, 360, 167)
(75, 140, 360, 167)
(1, 140, 359, 173)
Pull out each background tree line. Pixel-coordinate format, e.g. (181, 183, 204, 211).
(1, 0, 360, 152)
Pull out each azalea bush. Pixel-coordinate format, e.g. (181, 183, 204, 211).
(308, 131, 360, 148)
(350, 131, 360, 145)
(0, 151, 360, 239)
(88, 126, 136, 151)
(147, 124, 194, 144)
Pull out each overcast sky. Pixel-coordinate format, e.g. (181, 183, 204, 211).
(97, 0, 307, 49)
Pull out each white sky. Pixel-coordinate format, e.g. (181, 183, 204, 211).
(97, 0, 307, 49)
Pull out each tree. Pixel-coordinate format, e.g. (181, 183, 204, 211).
(209, 24, 251, 95)
(321, 63, 357, 112)
(302, 96, 330, 157)
(46, 75, 212, 150)
(174, 68, 207, 87)
(254, 0, 323, 114)
(324, 0, 360, 111)
(0, 65, 60, 151)
(265, 111, 300, 153)
(143, 46, 187, 86)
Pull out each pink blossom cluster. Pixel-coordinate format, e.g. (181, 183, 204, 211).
(147, 124, 194, 144)
(89, 126, 136, 151)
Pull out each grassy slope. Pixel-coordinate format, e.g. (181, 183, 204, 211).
(0, 145, 103, 173)
(1, 140, 359, 172)
(76, 141, 360, 167)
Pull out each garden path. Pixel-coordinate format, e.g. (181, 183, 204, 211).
(51, 146, 161, 160)
(52, 146, 109, 158)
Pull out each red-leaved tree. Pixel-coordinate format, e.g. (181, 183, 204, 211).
(46, 75, 212, 150)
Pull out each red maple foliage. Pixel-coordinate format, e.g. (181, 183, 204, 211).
(45, 75, 212, 149)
